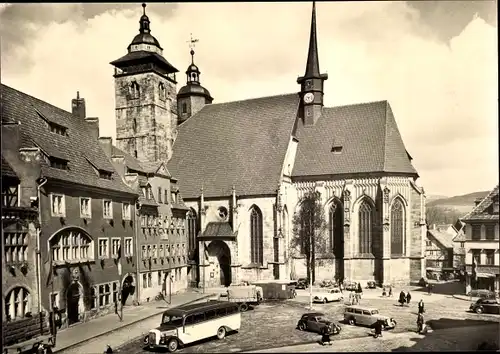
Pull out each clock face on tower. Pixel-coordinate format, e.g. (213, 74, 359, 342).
(303, 92, 315, 104)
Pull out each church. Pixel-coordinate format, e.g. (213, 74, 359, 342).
(117, 2, 427, 288)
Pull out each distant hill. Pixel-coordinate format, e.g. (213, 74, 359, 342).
(427, 191, 490, 214)
(426, 195, 448, 203)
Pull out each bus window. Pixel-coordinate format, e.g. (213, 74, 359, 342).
(184, 315, 194, 326)
(216, 308, 227, 317)
(193, 312, 205, 324)
(206, 310, 216, 320)
(162, 314, 183, 327)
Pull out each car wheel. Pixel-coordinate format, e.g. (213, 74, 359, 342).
(298, 322, 307, 331)
(217, 326, 227, 340)
(348, 318, 356, 326)
(239, 303, 249, 312)
(475, 307, 484, 314)
(143, 335, 149, 346)
(168, 338, 179, 353)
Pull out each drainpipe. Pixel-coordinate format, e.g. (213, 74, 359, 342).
(36, 178, 48, 323)
(135, 200, 141, 305)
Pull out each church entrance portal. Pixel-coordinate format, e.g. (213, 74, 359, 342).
(206, 241, 232, 287)
(67, 283, 81, 325)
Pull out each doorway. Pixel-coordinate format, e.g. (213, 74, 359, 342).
(67, 283, 81, 325)
(121, 275, 135, 306)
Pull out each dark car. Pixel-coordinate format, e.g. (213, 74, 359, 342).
(295, 278, 309, 290)
(297, 312, 342, 334)
(469, 298, 500, 315)
(366, 281, 376, 289)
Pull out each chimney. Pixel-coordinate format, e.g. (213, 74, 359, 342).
(72, 91, 86, 119)
(474, 198, 483, 207)
(98, 137, 113, 157)
(85, 117, 99, 140)
(493, 194, 499, 214)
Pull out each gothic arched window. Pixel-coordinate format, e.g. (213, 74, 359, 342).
(4, 287, 31, 321)
(250, 206, 263, 265)
(50, 229, 93, 262)
(391, 199, 405, 256)
(129, 81, 140, 99)
(329, 200, 343, 252)
(187, 209, 197, 252)
(358, 200, 373, 254)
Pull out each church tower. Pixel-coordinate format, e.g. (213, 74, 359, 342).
(111, 3, 179, 162)
(177, 36, 213, 125)
(297, 1, 328, 126)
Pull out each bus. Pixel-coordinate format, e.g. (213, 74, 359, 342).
(144, 300, 241, 352)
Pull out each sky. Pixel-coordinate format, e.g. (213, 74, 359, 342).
(1, 1, 498, 197)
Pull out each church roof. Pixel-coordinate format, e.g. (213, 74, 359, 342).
(462, 185, 499, 222)
(110, 51, 178, 73)
(0, 84, 137, 195)
(292, 100, 417, 177)
(168, 94, 300, 199)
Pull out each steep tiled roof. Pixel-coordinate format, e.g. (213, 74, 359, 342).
(110, 51, 178, 73)
(1, 155, 18, 179)
(427, 229, 454, 249)
(1, 84, 136, 195)
(293, 101, 418, 176)
(168, 94, 300, 199)
(111, 145, 146, 173)
(201, 222, 236, 238)
(452, 230, 466, 243)
(462, 185, 499, 221)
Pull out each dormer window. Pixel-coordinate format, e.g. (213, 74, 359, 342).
(129, 81, 140, 99)
(50, 157, 69, 170)
(49, 122, 67, 136)
(99, 170, 113, 180)
(182, 103, 187, 114)
(331, 145, 343, 154)
(171, 191, 177, 204)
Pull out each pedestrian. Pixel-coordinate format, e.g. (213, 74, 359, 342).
(388, 285, 393, 297)
(416, 313, 424, 333)
(320, 324, 333, 345)
(418, 299, 425, 314)
(427, 283, 432, 295)
(356, 292, 361, 305)
(357, 282, 363, 296)
(406, 291, 412, 306)
(339, 282, 344, 293)
(373, 320, 383, 338)
(399, 291, 406, 306)
(382, 287, 387, 297)
(105, 345, 113, 354)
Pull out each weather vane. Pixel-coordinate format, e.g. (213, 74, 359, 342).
(187, 33, 199, 50)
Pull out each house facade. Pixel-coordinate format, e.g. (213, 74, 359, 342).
(1, 85, 139, 329)
(425, 226, 454, 269)
(167, 3, 427, 287)
(462, 185, 500, 293)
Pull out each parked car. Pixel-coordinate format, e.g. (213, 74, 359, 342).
(468, 289, 498, 300)
(469, 298, 500, 315)
(312, 288, 344, 303)
(296, 312, 342, 334)
(295, 278, 309, 290)
(320, 279, 338, 288)
(344, 305, 397, 329)
(344, 281, 357, 291)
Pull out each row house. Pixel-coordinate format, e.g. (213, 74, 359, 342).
(462, 185, 500, 294)
(1, 84, 138, 329)
(425, 226, 454, 270)
(99, 136, 190, 303)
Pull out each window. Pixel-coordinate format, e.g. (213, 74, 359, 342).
(152, 245, 157, 259)
(460, 242, 465, 248)
(4, 232, 28, 264)
(50, 230, 92, 262)
(328, 200, 343, 253)
(49, 157, 68, 170)
(171, 192, 177, 204)
(164, 190, 168, 204)
(103, 200, 113, 219)
(250, 205, 263, 265)
(142, 245, 147, 259)
(358, 200, 374, 255)
(148, 273, 152, 287)
(99, 284, 111, 307)
(4, 287, 31, 321)
(90, 287, 97, 310)
(51, 194, 65, 217)
(472, 250, 481, 265)
(124, 238, 133, 256)
(158, 187, 162, 203)
(98, 238, 109, 258)
(133, 118, 137, 133)
(122, 203, 131, 220)
(129, 81, 140, 99)
(485, 250, 495, 265)
(99, 170, 112, 180)
(80, 197, 91, 218)
(111, 238, 120, 258)
(142, 273, 147, 288)
(49, 122, 67, 136)
(485, 225, 495, 240)
(147, 187, 153, 200)
(426, 240, 432, 247)
(187, 210, 197, 252)
(2, 183, 19, 207)
(159, 83, 166, 101)
(50, 292, 60, 309)
(472, 225, 482, 240)
(390, 199, 405, 256)
(182, 102, 187, 114)
(159, 244, 164, 258)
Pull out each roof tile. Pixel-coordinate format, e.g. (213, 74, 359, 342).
(462, 185, 499, 221)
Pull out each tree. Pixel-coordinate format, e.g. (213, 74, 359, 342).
(426, 205, 464, 227)
(290, 191, 329, 284)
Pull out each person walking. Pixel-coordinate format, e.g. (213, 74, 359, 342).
(418, 299, 425, 314)
(417, 313, 424, 334)
(388, 285, 393, 297)
(373, 319, 383, 338)
(406, 291, 412, 306)
(382, 287, 387, 297)
(320, 324, 333, 345)
(399, 290, 406, 306)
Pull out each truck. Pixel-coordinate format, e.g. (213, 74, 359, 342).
(2, 311, 55, 354)
(219, 284, 263, 312)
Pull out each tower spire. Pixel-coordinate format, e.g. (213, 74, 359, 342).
(139, 3, 151, 34)
(304, 1, 320, 78)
